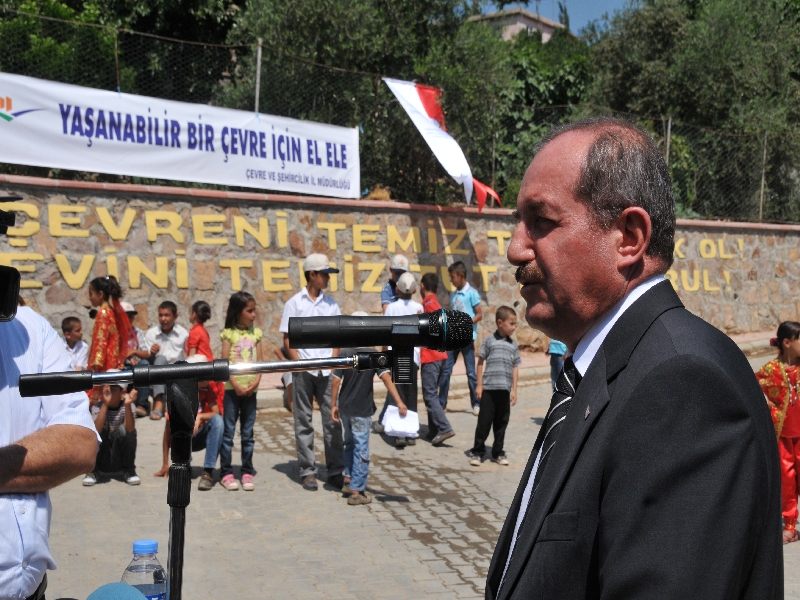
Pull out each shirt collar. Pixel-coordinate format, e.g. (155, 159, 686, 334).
(300, 286, 326, 305)
(572, 275, 665, 376)
(493, 330, 511, 342)
(455, 282, 471, 294)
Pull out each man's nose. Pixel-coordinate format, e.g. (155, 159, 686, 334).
(506, 221, 534, 267)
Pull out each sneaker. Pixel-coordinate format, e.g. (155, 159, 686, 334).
(431, 430, 455, 446)
(492, 454, 510, 466)
(241, 474, 255, 491)
(468, 453, 481, 467)
(124, 470, 141, 486)
(135, 405, 148, 418)
(82, 473, 96, 486)
(326, 473, 344, 490)
(302, 474, 318, 491)
(198, 471, 214, 491)
(347, 491, 373, 506)
(473, 406, 480, 416)
(406, 437, 416, 446)
(221, 474, 240, 491)
(373, 422, 385, 434)
(395, 436, 407, 448)
(342, 479, 351, 495)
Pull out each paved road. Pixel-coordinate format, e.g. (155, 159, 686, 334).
(47, 366, 799, 598)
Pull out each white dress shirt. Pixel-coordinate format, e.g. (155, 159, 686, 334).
(63, 338, 88, 371)
(501, 275, 665, 589)
(279, 287, 341, 376)
(144, 324, 189, 364)
(0, 307, 99, 599)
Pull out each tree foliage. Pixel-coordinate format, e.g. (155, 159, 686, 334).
(588, 0, 800, 221)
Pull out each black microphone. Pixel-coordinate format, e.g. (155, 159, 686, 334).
(288, 308, 474, 352)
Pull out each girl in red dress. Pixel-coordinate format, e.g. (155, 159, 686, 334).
(756, 321, 800, 544)
(186, 299, 225, 410)
(87, 276, 132, 374)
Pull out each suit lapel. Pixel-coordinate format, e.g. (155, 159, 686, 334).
(496, 350, 611, 600)
(486, 411, 550, 597)
(494, 281, 684, 600)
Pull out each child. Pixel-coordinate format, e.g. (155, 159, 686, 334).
(84, 370, 139, 486)
(756, 321, 800, 544)
(419, 273, 455, 445)
(332, 341, 406, 505)
(441, 261, 482, 415)
(382, 272, 422, 448)
(87, 275, 132, 374)
(468, 306, 520, 467)
(121, 302, 153, 417)
(61, 316, 88, 371)
(187, 299, 225, 420)
(154, 355, 225, 491)
(219, 292, 262, 491)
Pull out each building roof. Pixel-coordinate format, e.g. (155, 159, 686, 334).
(468, 7, 564, 31)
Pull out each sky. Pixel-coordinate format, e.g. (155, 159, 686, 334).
(488, 0, 631, 35)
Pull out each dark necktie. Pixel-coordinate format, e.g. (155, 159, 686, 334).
(532, 356, 581, 492)
(498, 357, 583, 594)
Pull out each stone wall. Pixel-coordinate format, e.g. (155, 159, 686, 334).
(0, 175, 796, 358)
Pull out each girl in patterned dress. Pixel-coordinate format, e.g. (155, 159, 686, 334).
(87, 276, 132, 399)
(756, 321, 800, 544)
(219, 292, 262, 491)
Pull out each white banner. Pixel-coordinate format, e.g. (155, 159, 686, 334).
(0, 73, 360, 198)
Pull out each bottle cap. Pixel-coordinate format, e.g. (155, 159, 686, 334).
(133, 539, 158, 555)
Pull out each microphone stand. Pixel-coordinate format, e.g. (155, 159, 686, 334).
(19, 352, 395, 600)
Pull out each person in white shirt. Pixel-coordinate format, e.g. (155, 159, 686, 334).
(60, 316, 88, 371)
(144, 301, 188, 420)
(0, 306, 98, 600)
(279, 253, 344, 492)
(380, 272, 423, 448)
(120, 302, 152, 418)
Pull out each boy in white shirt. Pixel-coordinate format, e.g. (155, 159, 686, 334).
(381, 272, 423, 448)
(61, 316, 88, 371)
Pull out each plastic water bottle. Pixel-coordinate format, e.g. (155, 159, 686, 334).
(120, 539, 166, 600)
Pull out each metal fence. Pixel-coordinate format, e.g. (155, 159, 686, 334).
(1, 7, 798, 223)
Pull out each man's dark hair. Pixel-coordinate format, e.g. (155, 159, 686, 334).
(496, 306, 516, 322)
(61, 316, 81, 334)
(535, 116, 676, 268)
(448, 261, 467, 276)
(421, 272, 439, 293)
(158, 300, 178, 316)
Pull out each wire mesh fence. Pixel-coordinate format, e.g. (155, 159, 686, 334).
(1, 7, 799, 223)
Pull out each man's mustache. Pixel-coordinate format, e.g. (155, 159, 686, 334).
(515, 262, 545, 285)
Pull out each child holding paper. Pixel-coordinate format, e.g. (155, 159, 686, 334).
(332, 339, 406, 505)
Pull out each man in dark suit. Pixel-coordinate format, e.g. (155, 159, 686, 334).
(487, 117, 782, 599)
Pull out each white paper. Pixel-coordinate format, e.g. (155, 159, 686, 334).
(381, 405, 420, 436)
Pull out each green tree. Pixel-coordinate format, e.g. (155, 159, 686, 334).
(217, 0, 512, 204)
(494, 27, 592, 203)
(589, 0, 800, 221)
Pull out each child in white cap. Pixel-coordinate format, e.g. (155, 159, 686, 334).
(380, 272, 423, 448)
(381, 254, 410, 313)
(279, 253, 345, 491)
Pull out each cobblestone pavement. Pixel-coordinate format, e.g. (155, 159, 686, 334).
(47, 363, 800, 598)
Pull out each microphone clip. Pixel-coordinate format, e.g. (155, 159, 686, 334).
(353, 349, 414, 385)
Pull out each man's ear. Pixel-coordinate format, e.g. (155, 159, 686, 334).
(615, 207, 651, 271)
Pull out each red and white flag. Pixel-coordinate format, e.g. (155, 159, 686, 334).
(383, 78, 498, 210)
